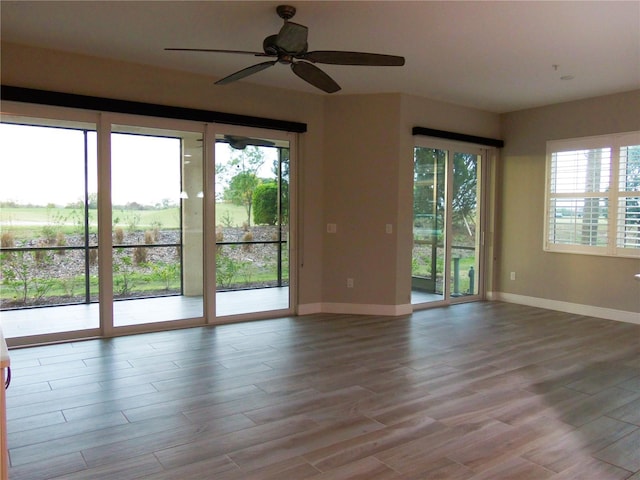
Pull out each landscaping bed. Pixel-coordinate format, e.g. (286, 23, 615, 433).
(1, 225, 288, 309)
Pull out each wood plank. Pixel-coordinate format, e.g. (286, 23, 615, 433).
(593, 428, 640, 473)
(4, 302, 640, 479)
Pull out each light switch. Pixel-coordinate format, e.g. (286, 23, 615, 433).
(385, 224, 393, 234)
(327, 223, 337, 234)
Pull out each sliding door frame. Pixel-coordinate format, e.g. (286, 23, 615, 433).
(1, 101, 298, 345)
(412, 136, 493, 309)
(211, 123, 298, 324)
(102, 113, 208, 335)
(0, 102, 103, 345)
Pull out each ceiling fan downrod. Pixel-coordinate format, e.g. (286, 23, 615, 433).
(276, 5, 296, 21)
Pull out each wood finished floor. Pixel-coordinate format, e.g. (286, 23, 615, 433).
(4, 302, 640, 479)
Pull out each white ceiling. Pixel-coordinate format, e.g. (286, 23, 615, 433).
(2, 1, 639, 113)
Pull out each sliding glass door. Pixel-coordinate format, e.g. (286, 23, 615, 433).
(0, 115, 100, 338)
(412, 140, 486, 307)
(1, 104, 297, 343)
(412, 147, 446, 303)
(110, 123, 204, 327)
(449, 151, 482, 298)
(213, 130, 292, 318)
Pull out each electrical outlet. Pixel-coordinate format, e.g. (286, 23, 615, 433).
(385, 224, 393, 234)
(510, 272, 516, 281)
(347, 278, 354, 288)
(327, 223, 337, 234)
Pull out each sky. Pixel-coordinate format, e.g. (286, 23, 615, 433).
(0, 123, 278, 207)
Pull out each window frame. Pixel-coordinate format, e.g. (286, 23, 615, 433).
(544, 131, 640, 258)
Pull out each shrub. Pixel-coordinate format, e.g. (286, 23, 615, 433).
(113, 251, 135, 296)
(242, 231, 253, 252)
(114, 227, 125, 244)
(127, 213, 141, 232)
(144, 230, 155, 245)
(150, 221, 162, 242)
(216, 247, 246, 288)
(61, 276, 80, 297)
(34, 241, 51, 265)
(253, 181, 289, 226)
(252, 182, 278, 225)
(42, 225, 57, 245)
(1, 250, 53, 305)
(220, 211, 234, 228)
(55, 232, 66, 255)
(151, 262, 180, 290)
(216, 226, 224, 254)
(1, 250, 30, 303)
(1, 232, 15, 248)
(133, 247, 148, 265)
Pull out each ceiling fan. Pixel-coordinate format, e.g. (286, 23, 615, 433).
(165, 4, 405, 93)
(197, 135, 276, 149)
(219, 135, 276, 150)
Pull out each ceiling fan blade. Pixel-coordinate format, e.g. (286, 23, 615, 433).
(275, 21, 308, 53)
(165, 47, 270, 57)
(215, 60, 277, 85)
(222, 135, 276, 150)
(302, 51, 405, 66)
(291, 62, 341, 94)
(245, 138, 276, 148)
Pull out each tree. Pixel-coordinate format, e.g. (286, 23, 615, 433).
(413, 147, 446, 239)
(269, 147, 290, 225)
(452, 152, 479, 235)
(272, 148, 290, 180)
(226, 171, 260, 225)
(413, 149, 478, 234)
(222, 146, 266, 226)
(88, 192, 98, 209)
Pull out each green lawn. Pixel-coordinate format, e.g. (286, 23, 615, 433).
(1, 204, 253, 241)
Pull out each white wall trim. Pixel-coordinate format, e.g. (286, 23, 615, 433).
(300, 294, 639, 324)
(298, 302, 412, 316)
(297, 303, 323, 315)
(491, 292, 640, 325)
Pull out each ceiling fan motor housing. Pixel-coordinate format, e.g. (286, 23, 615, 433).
(263, 35, 308, 60)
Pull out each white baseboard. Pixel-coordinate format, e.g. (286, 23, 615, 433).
(490, 292, 640, 325)
(300, 294, 639, 324)
(297, 303, 323, 315)
(297, 302, 412, 316)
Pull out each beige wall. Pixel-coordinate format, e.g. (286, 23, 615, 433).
(320, 94, 501, 310)
(0, 41, 326, 307)
(498, 90, 640, 314)
(322, 94, 403, 308)
(4, 41, 636, 319)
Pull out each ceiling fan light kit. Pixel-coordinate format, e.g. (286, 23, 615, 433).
(165, 4, 405, 93)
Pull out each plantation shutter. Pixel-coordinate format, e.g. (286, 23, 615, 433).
(547, 146, 611, 251)
(616, 143, 640, 253)
(545, 132, 640, 257)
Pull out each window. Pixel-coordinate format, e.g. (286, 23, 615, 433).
(0, 118, 99, 325)
(545, 132, 640, 257)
